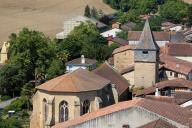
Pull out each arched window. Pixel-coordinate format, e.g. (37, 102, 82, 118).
(59, 101, 68, 122)
(43, 99, 48, 123)
(83, 100, 90, 114)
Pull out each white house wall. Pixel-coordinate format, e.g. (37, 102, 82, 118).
(66, 66, 87, 72)
(175, 56, 192, 63)
(129, 41, 169, 47)
(70, 106, 185, 128)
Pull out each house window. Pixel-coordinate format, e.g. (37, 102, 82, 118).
(83, 100, 90, 114)
(174, 72, 178, 78)
(142, 51, 148, 54)
(59, 101, 68, 122)
(43, 99, 48, 123)
(170, 72, 172, 76)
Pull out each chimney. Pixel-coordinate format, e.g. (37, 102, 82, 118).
(81, 55, 85, 64)
(112, 22, 121, 29)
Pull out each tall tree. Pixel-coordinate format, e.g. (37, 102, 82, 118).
(91, 7, 99, 19)
(84, 5, 91, 18)
(187, 5, 192, 26)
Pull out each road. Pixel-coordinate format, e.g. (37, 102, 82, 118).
(0, 97, 17, 109)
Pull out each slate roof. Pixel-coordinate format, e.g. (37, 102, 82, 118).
(121, 22, 136, 30)
(161, 22, 176, 28)
(170, 32, 184, 43)
(66, 58, 96, 65)
(53, 99, 192, 128)
(36, 68, 110, 93)
(136, 79, 192, 96)
(93, 63, 130, 96)
(164, 43, 192, 56)
(135, 20, 159, 50)
(160, 54, 192, 75)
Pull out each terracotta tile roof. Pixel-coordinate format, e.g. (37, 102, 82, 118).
(52, 99, 192, 128)
(112, 44, 135, 54)
(66, 58, 96, 65)
(128, 31, 170, 41)
(119, 64, 134, 75)
(36, 68, 110, 93)
(93, 63, 129, 96)
(136, 79, 192, 96)
(111, 37, 129, 46)
(164, 43, 192, 56)
(143, 92, 192, 106)
(139, 119, 177, 128)
(174, 91, 192, 105)
(145, 95, 176, 104)
(160, 54, 192, 75)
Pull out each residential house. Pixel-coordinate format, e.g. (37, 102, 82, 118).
(119, 64, 135, 86)
(136, 79, 192, 97)
(56, 15, 108, 39)
(184, 28, 192, 43)
(128, 31, 170, 47)
(112, 45, 135, 71)
(161, 22, 183, 32)
(159, 54, 192, 80)
(121, 22, 136, 31)
(107, 36, 128, 46)
(164, 43, 192, 62)
(65, 55, 96, 72)
(93, 62, 131, 101)
(30, 68, 116, 128)
(170, 32, 184, 43)
(101, 28, 122, 38)
(53, 99, 192, 128)
(143, 91, 192, 110)
(111, 22, 121, 29)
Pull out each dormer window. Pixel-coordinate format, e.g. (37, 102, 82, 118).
(142, 51, 148, 54)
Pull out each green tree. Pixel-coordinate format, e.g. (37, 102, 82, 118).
(187, 5, 192, 26)
(84, 5, 91, 18)
(0, 64, 26, 97)
(160, 0, 188, 23)
(0, 28, 57, 96)
(116, 30, 128, 39)
(57, 21, 112, 61)
(91, 7, 99, 19)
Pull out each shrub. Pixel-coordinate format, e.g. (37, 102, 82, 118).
(0, 95, 11, 101)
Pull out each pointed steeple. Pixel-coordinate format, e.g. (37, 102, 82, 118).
(135, 19, 159, 50)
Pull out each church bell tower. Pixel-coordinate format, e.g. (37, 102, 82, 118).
(134, 20, 159, 88)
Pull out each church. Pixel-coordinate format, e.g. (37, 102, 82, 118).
(113, 20, 160, 88)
